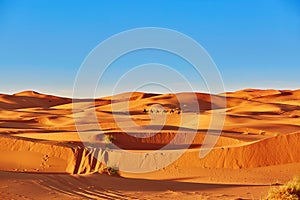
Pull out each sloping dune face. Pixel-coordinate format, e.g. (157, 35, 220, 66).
(0, 89, 300, 175)
(175, 132, 300, 169)
(0, 134, 108, 174)
(0, 91, 71, 110)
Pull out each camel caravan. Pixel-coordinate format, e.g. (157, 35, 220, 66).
(143, 108, 181, 115)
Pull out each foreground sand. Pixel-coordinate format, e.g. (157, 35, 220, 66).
(0, 89, 300, 199)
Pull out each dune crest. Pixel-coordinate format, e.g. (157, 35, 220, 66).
(1, 89, 300, 199)
(13, 90, 42, 96)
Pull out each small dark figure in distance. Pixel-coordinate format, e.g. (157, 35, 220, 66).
(170, 109, 175, 114)
(143, 108, 148, 113)
(177, 111, 181, 115)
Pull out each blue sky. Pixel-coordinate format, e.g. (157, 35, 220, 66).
(0, 0, 299, 97)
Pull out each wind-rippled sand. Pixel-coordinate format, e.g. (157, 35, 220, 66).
(1, 89, 300, 199)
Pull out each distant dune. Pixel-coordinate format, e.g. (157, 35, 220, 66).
(0, 89, 300, 199)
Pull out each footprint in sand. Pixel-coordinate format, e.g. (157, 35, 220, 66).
(41, 155, 50, 168)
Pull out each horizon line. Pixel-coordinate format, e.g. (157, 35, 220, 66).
(1, 87, 299, 99)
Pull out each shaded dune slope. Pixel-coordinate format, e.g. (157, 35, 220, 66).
(0, 131, 299, 174)
(0, 89, 300, 175)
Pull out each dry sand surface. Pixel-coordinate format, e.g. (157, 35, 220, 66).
(0, 89, 300, 199)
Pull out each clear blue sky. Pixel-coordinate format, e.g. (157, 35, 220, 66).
(0, 0, 299, 97)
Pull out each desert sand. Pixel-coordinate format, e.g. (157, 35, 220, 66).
(0, 89, 300, 199)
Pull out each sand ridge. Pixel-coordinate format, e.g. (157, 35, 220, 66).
(0, 89, 300, 199)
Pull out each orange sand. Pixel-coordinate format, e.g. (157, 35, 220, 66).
(1, 89, 300, 199)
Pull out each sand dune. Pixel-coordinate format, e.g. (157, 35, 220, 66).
(0, 89, 300, 199)
(0, 90, 71, 110)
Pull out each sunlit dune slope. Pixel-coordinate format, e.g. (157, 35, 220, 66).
(0, 89, 300, 175)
